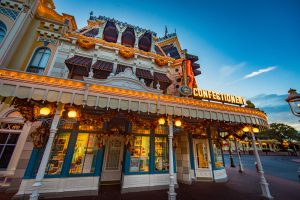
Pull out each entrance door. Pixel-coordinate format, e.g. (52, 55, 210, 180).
(193, 139, 213, 180)
(101, 136, 124, 182)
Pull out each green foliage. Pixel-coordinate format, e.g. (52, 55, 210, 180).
(246, 100, 255, 108)
(258, 123, 300, 141)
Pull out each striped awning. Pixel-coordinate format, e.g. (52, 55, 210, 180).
(154, 72, 171, 83)
(65, 55, 92, 76)
(116, 64, 132, 74)
(136, 68, 153, 80)
(92, 60, 113, 72)
(0, 69, 268, 127)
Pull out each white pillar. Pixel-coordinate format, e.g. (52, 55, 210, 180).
(168, 115, 176, 200)
(234, 139, 244, 173)
(251, 131, 273, 199)
(30, 103, 64, 200)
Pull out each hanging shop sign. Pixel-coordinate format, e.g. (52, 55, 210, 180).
(193, 88, 246, 105)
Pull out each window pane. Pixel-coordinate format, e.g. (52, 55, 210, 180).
(129, 136, 149, 172)
(0, 146, 15, 168)
(0, 133, 9, 144)
(7, 134, 19, 144)
(46, 133, 70, 175)
(69, 133, 98, 174)
(212, 140, 223, 168)
(155, 125, 168, 135)
(105, 138, 122, 170)
(196, 140, 209, 168)
(30, 51, 43, 67)
(38, 51, 50, 68)
(155, 137, 169, 171)
(131, 124, 150, 134)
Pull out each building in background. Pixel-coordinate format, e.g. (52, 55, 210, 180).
(0, 0, 267, 198)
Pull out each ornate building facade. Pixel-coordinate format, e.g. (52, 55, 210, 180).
(0, 0, 268, 198)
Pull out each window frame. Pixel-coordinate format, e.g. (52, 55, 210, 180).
(26, 47, 51, 74)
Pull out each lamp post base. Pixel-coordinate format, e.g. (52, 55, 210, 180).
(168, 191, 177, 200)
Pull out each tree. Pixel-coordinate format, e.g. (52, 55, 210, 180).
(258, 123, 300, 141)
(245, 100, 255, 108)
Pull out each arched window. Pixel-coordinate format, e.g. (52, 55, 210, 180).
(0, 21, 7, 45)
(26, 47, 51, 74)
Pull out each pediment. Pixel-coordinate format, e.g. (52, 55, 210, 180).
(84, 68, 162, 94)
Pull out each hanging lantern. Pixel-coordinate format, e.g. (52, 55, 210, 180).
(68, 110, 77, 118)
(174, 119, 182, 127)
(242, 127, 250, 132)
(253, 127, 260, 133)
(39, 107, 51, 116)
(158, 117, 165, 125)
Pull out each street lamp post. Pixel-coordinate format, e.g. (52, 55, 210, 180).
(286, 88, 300, 117)
(159, 116, 182, 200)
(243, 127, 273, 199)
(228, 137, 236, 168)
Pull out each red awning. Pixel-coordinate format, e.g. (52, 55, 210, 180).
(116, 64, 132, 74)
(136, 68, 153, 80)
(92, 60, 113, 72)
(65, 55, 92, 77)
(154, 72, 171, 83)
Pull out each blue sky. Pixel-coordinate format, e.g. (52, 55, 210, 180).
(54, 0, 300, 130)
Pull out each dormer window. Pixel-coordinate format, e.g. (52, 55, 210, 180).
(103, 21, 118, 43)
(121, 27, 135, 48)
(138, 32, 152, 52)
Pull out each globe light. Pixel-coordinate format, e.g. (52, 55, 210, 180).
(39, 107, 50, 116)
(67, 110, 77, 118)
(253, 127, 259, 133)
(174, 119, 182, 127)
(242, 127, 249, 132)
(158, 117, 165, 125)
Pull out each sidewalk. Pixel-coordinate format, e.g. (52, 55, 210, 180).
(1, 167, 299, 200)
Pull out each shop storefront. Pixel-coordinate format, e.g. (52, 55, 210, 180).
(0, 0, 268, 198)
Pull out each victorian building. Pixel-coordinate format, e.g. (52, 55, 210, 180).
(0, 0, 268, 198)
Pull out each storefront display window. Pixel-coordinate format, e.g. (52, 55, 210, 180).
(46, 133, 70, 175)
(129, 136, 149, 172)
(69, 133, 98, 174)
(212, 140, 223, 168)
(210, 128, 224, 168)
(155, 137, 168, 171)
(155, 125, 168, 135)
(131, 124, 150, 134)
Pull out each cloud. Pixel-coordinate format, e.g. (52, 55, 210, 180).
(249, 93, 300, 132)
(243, 66, 276, 79)
(219, 62, 246, 77)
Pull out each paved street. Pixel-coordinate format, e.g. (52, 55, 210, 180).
(1, 155, 299, 200)
(224, 154, 300, 182)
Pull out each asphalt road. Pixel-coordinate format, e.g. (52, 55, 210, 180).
(224, 154, 300, 182)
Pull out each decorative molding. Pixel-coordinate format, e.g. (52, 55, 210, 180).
(0, 6, 20, 21)
(84, 68, 163, 94)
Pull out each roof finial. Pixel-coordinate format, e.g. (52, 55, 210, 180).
(175, 28, 176, 34)
(165, 25, 168, 37)
(89, 11, 94, 19)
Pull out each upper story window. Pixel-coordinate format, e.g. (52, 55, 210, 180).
(26, 47, 51, 74)
(0, 21, 7, 45)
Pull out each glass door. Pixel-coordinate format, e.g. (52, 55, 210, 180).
(101, 136, 124, 182)
(194, 139, 212, 180)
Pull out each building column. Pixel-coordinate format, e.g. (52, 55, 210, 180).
(168, 115, 176, 200)
(112, 61, 118, 74)
(0, 0, 39, 67)
(29, 103, 64, 200)
(6, 122, 34, 176)
(251, 131, 273, 199)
